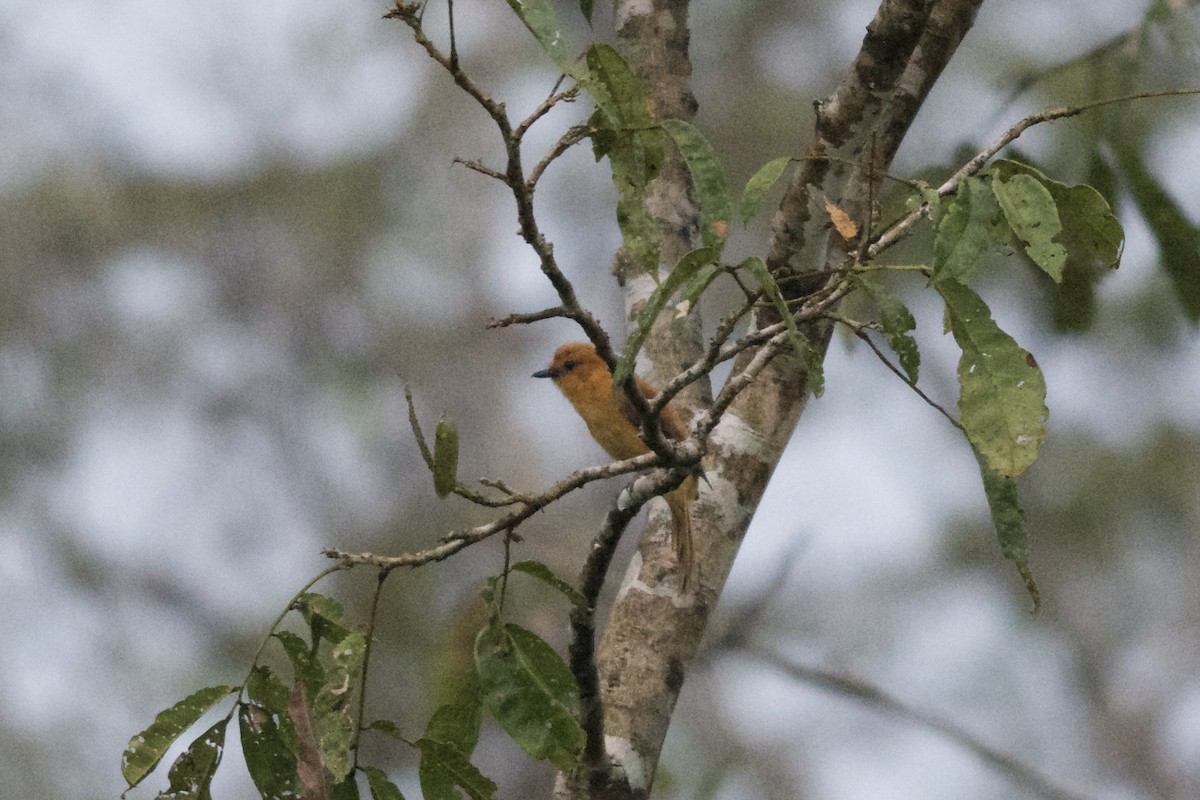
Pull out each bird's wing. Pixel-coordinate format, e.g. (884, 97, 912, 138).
(628, 376, 688, 442)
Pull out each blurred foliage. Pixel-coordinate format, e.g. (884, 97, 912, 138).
(4, 1, 1200, 799)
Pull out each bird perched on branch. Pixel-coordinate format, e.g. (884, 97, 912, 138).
(533, 342, 697, 587)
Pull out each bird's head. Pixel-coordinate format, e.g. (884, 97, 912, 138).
(532, 342, 611, 392)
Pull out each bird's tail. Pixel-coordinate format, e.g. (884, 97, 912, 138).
(665, 474, 698, 589)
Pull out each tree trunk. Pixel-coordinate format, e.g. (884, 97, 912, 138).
(557, 1, 986, 797)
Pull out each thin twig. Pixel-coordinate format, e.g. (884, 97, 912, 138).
(832, 316, 965, 432)
(323, 452, 666, 569)
(868, 88, 1200, 259)
(350, 568, 392, 770)
(454, 158, 508, 183)
(234, 563, 350, 708)
(487, 307, 569, 329)
(515, 84, 578, 140)
(528, 124, 591, 191)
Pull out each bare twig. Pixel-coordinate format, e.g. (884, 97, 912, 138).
(404, 386, 435, 471)
(454, 158, 507, 182)
(487, 307, 569, 329)
(349, 568, 392, 771)
(648, 276, 856, 419)
(831, 316, 965, 433)
(385, 2, 609, 351)
(528, 124, 591, 191)
(323, 451, 666, 569)
(515, 84, 578, 140)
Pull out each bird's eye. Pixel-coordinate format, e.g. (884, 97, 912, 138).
(562, 360, 579, 372)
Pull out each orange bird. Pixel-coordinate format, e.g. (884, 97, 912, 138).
(533, 342, 697, 586)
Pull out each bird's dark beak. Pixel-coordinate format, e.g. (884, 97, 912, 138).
(532, 368, 557, 379)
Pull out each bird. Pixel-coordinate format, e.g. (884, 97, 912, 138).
(533, 341, 697, 587)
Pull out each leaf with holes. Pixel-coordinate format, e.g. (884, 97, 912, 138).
(158, 719, 228, 799)
(313, 631, 367, 781)
(121, 684, 234, 788)
(938, 279, 1047, 477)
(240, 667, 301, 800)
(991, 171, 1066, 282)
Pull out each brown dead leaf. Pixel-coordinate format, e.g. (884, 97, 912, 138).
(824, 198, 859, 241)
(289, 680, 328, 800)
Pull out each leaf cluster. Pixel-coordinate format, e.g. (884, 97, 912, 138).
(122, 560, 589, 800)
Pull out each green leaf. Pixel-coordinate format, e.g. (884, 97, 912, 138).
(585, 47, 661, 189)
(1048, 180, 1124, 329)
(417, 738, 498, 800)
(661, 119, 732, 249)
(937, 279, 1047, 478)
(612, 246, 718, 389)
(579, 0, 594, 24)
(675, 263, 723, 319)
(505, 0, 583, 80)
(932, 176, 1001, 284)
(991, 158, 1123, 330)
(1118, 146, 1200, 321)
(330, 773, 362, 800)
(274, 630, 323, 691)
(295, 593, 353, 646)
(313, 631, 367, 782)
(991, 172, 1067, 282)
(582, 45, 666, 274)
(614, 189, 661, 271)
(158, 719, 228, 800)
(474, 623, 584, 771)
(510, 560, 588, 609)
(585, 46, 652, 131)
(740, 156, 790, 224)
(433, 416, 459, 498)
(858, 275, 920, 383)
(363, 766, 406, 800)
(244, 665, 299, 757)
(239, 698, 302, 800)
(424, 669, 484, 757)
(739, 256, 823, 395)
(975, 448, 1040, 611)
(121, 684, 234, 788)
